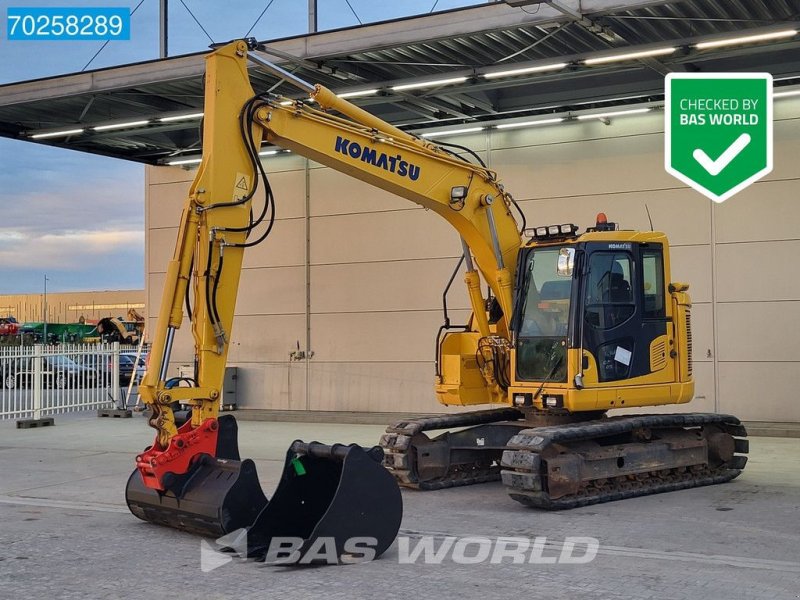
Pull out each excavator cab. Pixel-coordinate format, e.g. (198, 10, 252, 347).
(511, 214, 694, 414)
(433, 214, 694, 415)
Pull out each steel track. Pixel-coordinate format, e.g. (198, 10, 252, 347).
(501, 412, 749, 509)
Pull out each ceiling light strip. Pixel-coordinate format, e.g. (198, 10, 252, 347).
(584, 47, 676, 65)
(93, 120, 150, 131)
(420, 126, 484, 138)
(393, 76, 468, 91)
(576, 108, 651, 120)
(167, 157, 202, 165)
(337, 89, 379, 99)
(495, 118, 565, 129)
(483, 63, 568, 79)
(695, 29, 797, 50)
(159, 112, 204, 122)
(30, 128, 84, 139)
(169, 148, 291, 166)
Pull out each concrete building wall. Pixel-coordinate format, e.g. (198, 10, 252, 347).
(145, 97, 800, 423)
(0, 290, 145, 323)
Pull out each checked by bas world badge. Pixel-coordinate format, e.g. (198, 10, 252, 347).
(665, 73, 773, 203)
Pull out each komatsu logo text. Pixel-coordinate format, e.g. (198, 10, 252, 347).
(335, 136, 421, 181)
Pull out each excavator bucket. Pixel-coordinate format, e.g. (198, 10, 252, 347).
(247, 441, 403, 564)
(125, 416, 403, 563)
(125, 415, 268, 538)
(125, 455, 267, 538)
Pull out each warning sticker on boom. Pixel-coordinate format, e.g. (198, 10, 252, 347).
(233, 173, 250, 201)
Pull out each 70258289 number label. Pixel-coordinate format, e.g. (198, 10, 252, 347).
(7, 7, 130, 40)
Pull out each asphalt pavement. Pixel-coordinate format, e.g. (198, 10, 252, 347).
(0, 412, 798, 600)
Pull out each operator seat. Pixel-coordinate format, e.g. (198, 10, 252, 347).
(607, 272, 632, 303)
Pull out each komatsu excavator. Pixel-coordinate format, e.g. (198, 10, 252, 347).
(126, 39, 748, 552)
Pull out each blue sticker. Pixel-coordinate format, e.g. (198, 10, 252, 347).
(7, 7, 131, 41)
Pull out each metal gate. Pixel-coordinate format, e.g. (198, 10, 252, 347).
(0, 343, 132, 420)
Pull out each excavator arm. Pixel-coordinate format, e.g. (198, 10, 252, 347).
(137, 41, 264, 485)
(138, 40, 523, 479)
(128, 42, 404, 555)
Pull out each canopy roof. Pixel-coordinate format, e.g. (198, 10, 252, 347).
(1, 0, 798, 164)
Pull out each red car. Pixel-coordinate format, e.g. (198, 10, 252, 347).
(0, 317, 20, 336)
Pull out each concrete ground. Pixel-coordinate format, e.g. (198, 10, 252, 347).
(0, 412, 798, 600)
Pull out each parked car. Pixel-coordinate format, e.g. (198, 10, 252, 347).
(0, 316, 20, 336)
(75, 353, 138, 386)
(1, 355, 96, 389)
(0, 361, 13, 388)
(120, 351, 148, 384)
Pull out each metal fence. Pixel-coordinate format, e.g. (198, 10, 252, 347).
(0, 343, 143, 420)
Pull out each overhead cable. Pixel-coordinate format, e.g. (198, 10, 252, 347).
(82, 0, 146, 71)
(245, 0, 278, 38)
(178, 0, 215, 44)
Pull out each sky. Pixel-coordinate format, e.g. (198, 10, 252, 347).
(0, 0, 483, 294)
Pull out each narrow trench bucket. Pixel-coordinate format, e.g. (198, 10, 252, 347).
(247, 441, 404, 564)
(126, 416, 403, 563)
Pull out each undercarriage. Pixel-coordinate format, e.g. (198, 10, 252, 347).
(380, 408, 748, 507)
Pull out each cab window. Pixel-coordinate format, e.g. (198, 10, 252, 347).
(518, 248, 571, 338)
(515, 247, 572, 382)
(642, 249, 665, 319)
(584, 251, 635, 329)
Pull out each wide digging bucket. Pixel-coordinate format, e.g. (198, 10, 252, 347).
(247, 441, 403, 564)
(125, 414, 268, 538)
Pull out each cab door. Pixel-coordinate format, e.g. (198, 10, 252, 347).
(580, 242, 671, 384)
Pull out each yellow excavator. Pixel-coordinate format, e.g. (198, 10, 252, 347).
(96, 316, 140, 345)
(126, 40, 747, 557)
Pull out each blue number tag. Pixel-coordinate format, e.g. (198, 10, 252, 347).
(7, 7, 131, 41)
